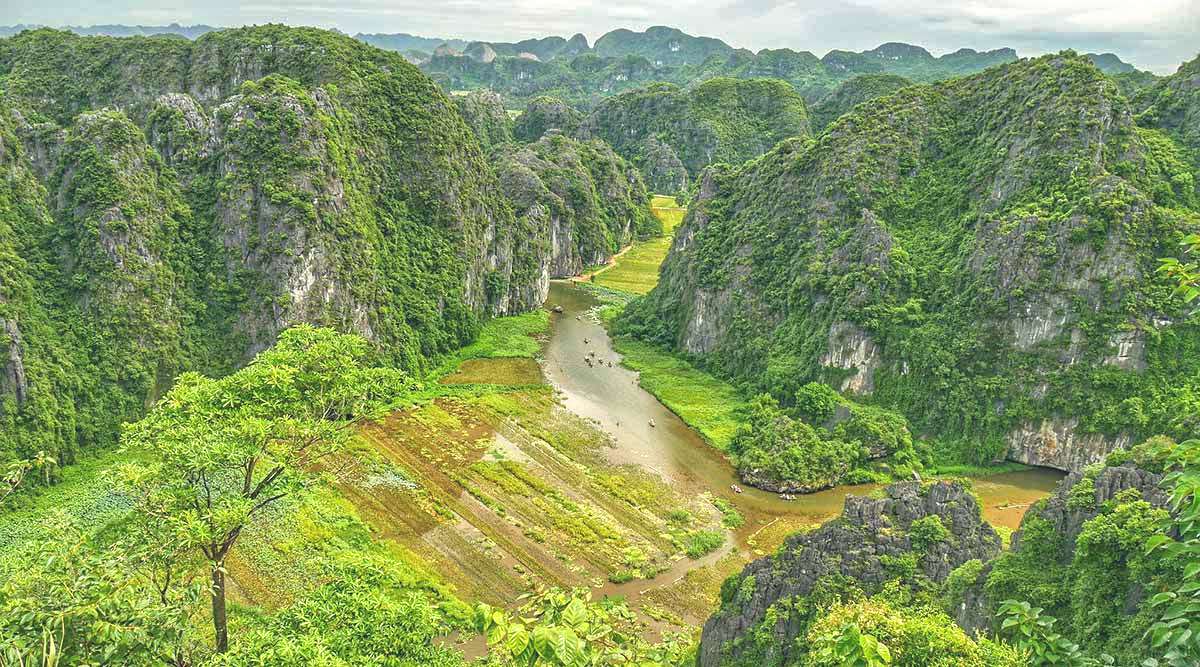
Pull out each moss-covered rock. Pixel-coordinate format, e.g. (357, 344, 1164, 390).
(453, 89, 513, 150)
(513, 95, 582, 142)
(810, 73, 912, 132)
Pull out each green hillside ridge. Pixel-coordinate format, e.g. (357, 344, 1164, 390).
(0, 25, 547, 470)
(578, 77, 811, 196)
(1134, 53, 1200, 173)
(452, 89, 514, 150)
(810, 73, 913, 131)
(620, 52, 1200, 488)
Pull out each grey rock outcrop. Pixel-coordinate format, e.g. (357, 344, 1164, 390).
(952, 463, 1165, 636)
(699, 480, 1000, 667)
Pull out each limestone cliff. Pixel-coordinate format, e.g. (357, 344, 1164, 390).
(622, 53, 1200, 472)
(493, 132, 656, 279)
(0, 25, 547, 465)
(699, 480, 1000, 667)
(576, 78, 811, 197)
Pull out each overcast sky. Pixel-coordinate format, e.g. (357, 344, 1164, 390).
(4, 0, 1197, 73)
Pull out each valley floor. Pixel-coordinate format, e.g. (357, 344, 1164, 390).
(0, 195, 1067, 659)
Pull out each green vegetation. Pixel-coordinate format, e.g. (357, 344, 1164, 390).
(0, 25, 547, 474)
(609, 336, 747, 449)
(621, 52, 1200, 467)
(453, 89, 514, 150)
(580, 77, 811, 196)
(593, 195, 685, 294)
(810, 74, 912, 132)
(418, 27, 1022, 109)
(120, 326, 410, 652)
(809, 596, 1022, 667)
(513, 96, 583, 142)
(0, 328, 468, 665)
(682, 529, 726, 559)
(492, 132, 657, 279)
(474, 588, 691, 666)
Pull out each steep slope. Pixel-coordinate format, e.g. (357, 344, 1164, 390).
(810, 73, 912, 132)
(699, 480, 1002, 666)
(1134, 53, 1200, 172)
(0, 26, 545, 465)
(577, 78, 811, 195)
(621, 53, 1200, 473)
(453, 90, 514, 150)
(493, 132, 656, 278)
(951, 444, 1175, 664)
(513, 96, 583, 142)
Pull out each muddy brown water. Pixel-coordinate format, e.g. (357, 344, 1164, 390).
(541, 280, 1064, 550)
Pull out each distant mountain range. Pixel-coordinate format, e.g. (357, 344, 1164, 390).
(0, 23, 1162, 110)
(0, 23, 1150, 73)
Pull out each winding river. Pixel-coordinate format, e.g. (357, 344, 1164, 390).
(541, 280, 1065, 548)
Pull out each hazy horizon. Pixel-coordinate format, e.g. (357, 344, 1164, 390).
(3, 1, 1198, 74)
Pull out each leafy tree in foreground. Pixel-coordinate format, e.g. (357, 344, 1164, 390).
(474, 588, 690, 666)
(1141, 234, 1200, 667)
(120, 326, 415, 653)
(0, 514, 201, 666)
(0, 452, 54, 507)
(997, 600, 1112, 666)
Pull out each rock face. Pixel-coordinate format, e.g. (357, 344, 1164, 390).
(810, 73, 911, 131)
(453, 90, 514, 150)
(699, 480, 1000, 667)
(492, 132, 656, 279)
(577, 78, 810, 198)
(638, 136, 688, 196)
(953, 463, 1165, 637)
(0, 26, 546, 464)
(1005, 418, 1132, 471)
(513, 96, 583, 142)
(622, 53, 1200, 472)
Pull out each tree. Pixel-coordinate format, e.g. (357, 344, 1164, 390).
(1158, 233, 1200, 311)
(0, 514, 201, 666)
(1141, 233, 1200, 667)
(120, 326, 415, 653)
(997, 600, 1111, 666)
(812, 623, 893, 667)
(1, 452, 55, 507)
(474, 588, 690, 666)
(1142, 438, 1200, 667)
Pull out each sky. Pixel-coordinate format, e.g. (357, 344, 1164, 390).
(3, 0, 1198, 73)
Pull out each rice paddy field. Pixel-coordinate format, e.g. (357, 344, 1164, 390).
(593, 195, 686, 294)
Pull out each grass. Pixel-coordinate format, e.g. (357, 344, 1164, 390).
(682, 529, 725, 559)
(440, 358, 544, 386)
(593, 195, 686, 295)
(926, 461, 1032, 477)
(610, 337, 748, 450)
(429, 310, 551, 384)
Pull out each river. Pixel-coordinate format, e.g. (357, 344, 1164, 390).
(541, 280, 1065, 547)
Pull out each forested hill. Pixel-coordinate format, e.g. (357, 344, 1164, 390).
(0, 26, 547, 469)
(576, 78, 811, 196)
(620, 52, 1200, 475)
